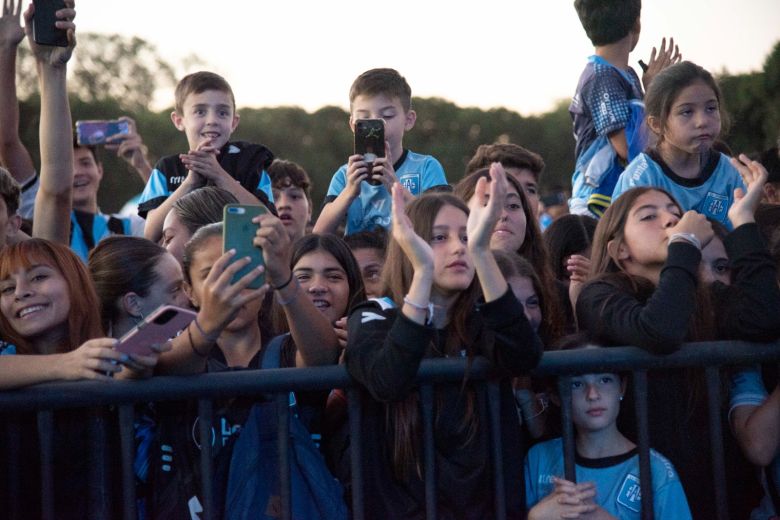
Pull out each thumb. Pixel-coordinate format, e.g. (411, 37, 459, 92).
(733, 187, 744, 202)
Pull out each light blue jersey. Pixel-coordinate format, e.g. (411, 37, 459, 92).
(324, 150, 447, 235)
(612, 151, 745, 228)
(525, 438, 692, 519)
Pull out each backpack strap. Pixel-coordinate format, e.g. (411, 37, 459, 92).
(261, 333, 289, 370)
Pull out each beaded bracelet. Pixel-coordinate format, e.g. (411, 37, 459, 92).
(669, 232, 702, 250)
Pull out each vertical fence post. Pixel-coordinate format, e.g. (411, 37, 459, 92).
(557, 377, 576, 482)
(118, 404, 138, 520)
(198, 399, 214, 520)
(420, 384, 437, 520)
(347, 387, 364, 520)
(277, 392, 291, 520)
(487, 381, 507, 520)
(37, 410, 55, 520)
(705, 367, 729, 520)
(88, 409, 111, 518)
(632, 370, 654, 520)
(6, 416, 21, 520)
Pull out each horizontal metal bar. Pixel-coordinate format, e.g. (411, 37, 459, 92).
(0, 342, 778, 412)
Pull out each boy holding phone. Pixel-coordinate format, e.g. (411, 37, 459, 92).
(139, 71, 276, 243)
(313, 68, 447, 236)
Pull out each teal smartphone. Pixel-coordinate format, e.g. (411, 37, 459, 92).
(223, 204, 267, 289)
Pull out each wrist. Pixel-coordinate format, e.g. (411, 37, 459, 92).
(729, 214, 755, 228)
(669, 232, 701, 250)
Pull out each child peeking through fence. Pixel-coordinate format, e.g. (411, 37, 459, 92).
(524, 339, 692, 519)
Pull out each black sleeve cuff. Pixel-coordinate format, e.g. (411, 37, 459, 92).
(388, 310, 435, 356)
(137, 196, 168, 219)
(664, 241, 702, 277)
(724, 223, 764, 260)
(476, 287, 523, 330)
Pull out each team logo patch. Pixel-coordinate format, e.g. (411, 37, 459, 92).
(400, 173, 422, 195)
(702, 191, 727, 219)
(617, 474, 641, 512)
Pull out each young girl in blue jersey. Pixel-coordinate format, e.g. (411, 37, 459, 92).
(612, 61, 746, 228)
(525, 341, 692, 520)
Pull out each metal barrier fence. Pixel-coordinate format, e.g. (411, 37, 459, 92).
(1, 340, 779, 520)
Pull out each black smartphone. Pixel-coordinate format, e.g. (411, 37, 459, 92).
(223, 204, 267, 289)
(32, 0, 69, 47)
(354, 119, 385, 186)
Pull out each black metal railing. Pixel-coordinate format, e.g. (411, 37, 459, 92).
(1, 340, 779, 520)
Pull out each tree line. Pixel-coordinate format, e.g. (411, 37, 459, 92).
(13, 33, 780, 215)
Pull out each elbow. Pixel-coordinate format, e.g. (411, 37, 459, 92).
(742, 438, 778, 467)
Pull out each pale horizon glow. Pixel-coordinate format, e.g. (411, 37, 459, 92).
(71, 0, 779, 116)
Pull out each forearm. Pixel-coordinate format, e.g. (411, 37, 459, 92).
(607, 129, 629, 162)
(471, 249, 508, 303)
(283, 284, 340, 367)
(313, 195, 353, 234)
(0, 354, 66, 389)
(734, 389, 780, 466)
(143, 178, 197, 242)
(0, 46, 34, 183)
(214, 173, 261, 205)
(32, 64, 72, 243)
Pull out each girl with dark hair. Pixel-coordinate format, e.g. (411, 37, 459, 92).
(454, 167, 561, 348)
(88, 235, 189, 337)
(346, 165, 542, 519)
(577, 158, 780, 518)
(612, 61, 747, 228)
(161, 186, 238, 262)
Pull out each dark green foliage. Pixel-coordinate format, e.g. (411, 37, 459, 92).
(14, 33, 779, 215)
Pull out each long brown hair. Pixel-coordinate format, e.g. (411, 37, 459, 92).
(454, 169, 562, 344)
(0, 239, 104, 354)
(382, 193, 481, 478)
(586, 187, 714, 341)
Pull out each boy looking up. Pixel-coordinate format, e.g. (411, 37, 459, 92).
(268, 159, 312, 244)
(313, 68, 447, 236)
(140, 71, 275, 243)
(466, 143, 545, 218)
(569, 0, 680, 217)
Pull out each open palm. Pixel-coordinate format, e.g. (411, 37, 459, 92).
(0, 0, 25, 47)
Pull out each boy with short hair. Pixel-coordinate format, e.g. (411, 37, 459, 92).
(313, 68, 447, 236)
(139, 71, 275, 242)
(466, 143, 545, 217)
(569, 0, 679, 217)
(759, 147, 780, 204)
(267, 159, 312, 243)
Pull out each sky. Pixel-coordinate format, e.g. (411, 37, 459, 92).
(71, 0, 780, 116)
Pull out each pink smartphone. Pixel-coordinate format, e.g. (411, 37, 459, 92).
(115, 305, 197, 356)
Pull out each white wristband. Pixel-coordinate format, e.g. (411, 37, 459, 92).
(669, 232, 702, 250)
(403, 295, 434, 325)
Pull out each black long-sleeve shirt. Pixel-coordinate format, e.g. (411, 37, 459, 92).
(576, 223, 780, 519)
(344, 288, 542, 520)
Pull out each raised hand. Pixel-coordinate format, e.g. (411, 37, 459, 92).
(59, 338, 124, 381)
(0, 0, 25, 48)
(179, 139, 227, 184)
(344, 154, 370, 199)
(642, 37, 681, 91)
(467, 162, 508, 254)
(252, 212, 292, 288)
(391, 182, 433, 274)
(728, 153, 769, 228)
(193, 249, 269, 337)
(668, 210, 713, 249)
(23, 0, 76, 68)
(105, 116, 153, 179)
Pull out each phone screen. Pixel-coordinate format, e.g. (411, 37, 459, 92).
(223, 204, 267, 289)
(75, 120, 131, 146)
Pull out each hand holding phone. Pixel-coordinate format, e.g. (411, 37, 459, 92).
(115, 305, 197, 357)
(32, 0, 68, 47)
(76, 119, 131, 146)
(223, 204, 267, 289)
(354, 119, 385, 186)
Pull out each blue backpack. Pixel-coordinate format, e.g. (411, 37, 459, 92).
(223, 335, 348, 520)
